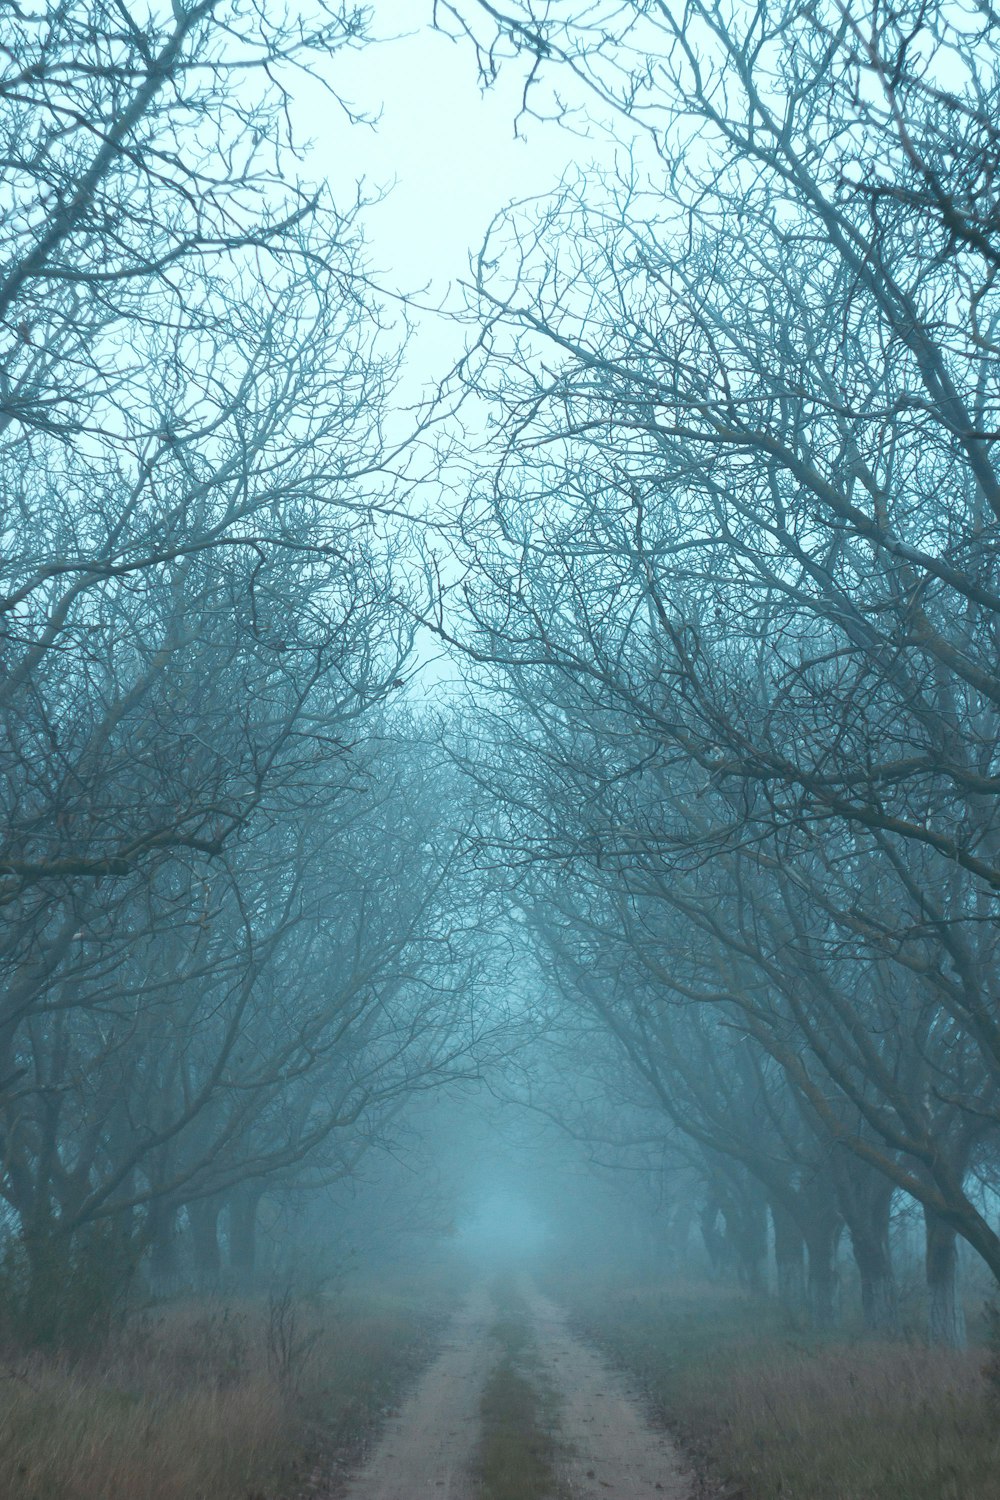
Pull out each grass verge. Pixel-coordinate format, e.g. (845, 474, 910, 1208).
(560, 1275, 1000, 1500)
(478, 1277, 560, 1500)
(0, 1286, 443, 1500)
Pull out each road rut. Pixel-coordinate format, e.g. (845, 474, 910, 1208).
(341, 1279, 691, 1500)
(522, 1284, 691, 1500)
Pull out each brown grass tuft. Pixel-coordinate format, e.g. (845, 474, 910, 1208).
(0, 1290, 440, 1500)
(562, 1276, 1000, 1500)
(477, 1278, 560, 1500)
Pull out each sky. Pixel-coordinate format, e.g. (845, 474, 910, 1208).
(284, 2, 649, 691)
(295, 1, 589, 394)
(280, 1, 600, 689)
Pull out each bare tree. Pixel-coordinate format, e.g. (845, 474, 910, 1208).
(0, 2, 498, 1340)
(434, 0, 1000, 1345)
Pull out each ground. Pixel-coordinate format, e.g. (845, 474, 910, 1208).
(341, 1278, 692, 1500)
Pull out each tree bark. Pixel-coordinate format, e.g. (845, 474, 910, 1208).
(22, 1225, 69, 1345)
(700, 1196, 728, 1278)
(147, 1200, 180, 1297)
(838, 1170, 900, 1335)
(187, 1198, 221, 1288)
(227, 1185, 261, 1289)
(771, 1202, 807, 1312)
(666, 1197, 694, 1265)
(725, 1189, 768, 1296)
(925, 1208, 967, 1348)
(852, 1223, 900, 1336)
(804, 1213, 842, 1328)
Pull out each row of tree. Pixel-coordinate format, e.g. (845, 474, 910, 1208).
(5, 0, 1000, 1353)
(441, 0, 1000, 1346)
(0, 0, 500, 1341)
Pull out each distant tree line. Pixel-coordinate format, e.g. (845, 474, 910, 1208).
(440, 0, 1000, 1347)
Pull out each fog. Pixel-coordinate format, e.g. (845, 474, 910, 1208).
(2, 3, 1000, 1496)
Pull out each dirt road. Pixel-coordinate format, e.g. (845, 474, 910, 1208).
(341, 1280, 691, 1500)
(521, 1283, 691, 1500)
(340, 1284, 495, 1500)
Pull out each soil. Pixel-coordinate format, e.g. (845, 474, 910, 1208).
(339, 1283, 495, 1500)
(340, 1280, 692, 1500)
(522, 1283, 692, 1500)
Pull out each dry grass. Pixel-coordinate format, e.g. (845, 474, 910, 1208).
(477, 1278, 560, 1500)
(0, 1289, 441, 1500)
(563, 1276, 1000, 1500)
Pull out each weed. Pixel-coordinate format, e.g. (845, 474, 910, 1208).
(266, 1286, 319, 1396)
(981, 1297, 1000, 1404)
(477, 1279, 560, 1500)
(562, 1275, 1000, 1500)
(0, 1287, 440, 1500)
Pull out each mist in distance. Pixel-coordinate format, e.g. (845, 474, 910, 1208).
(1, 4, 999, 1498)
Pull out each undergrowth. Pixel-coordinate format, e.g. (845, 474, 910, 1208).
(560, 1274, 1000, 1500)
(0, 1286, 441, 1500)
(478, 1277, 560, 1500)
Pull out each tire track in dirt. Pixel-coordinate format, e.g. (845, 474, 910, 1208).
(522, 1284, 692, 1500)
(341, 1278, 692, 1500)
(340, 1284, 495, 1500)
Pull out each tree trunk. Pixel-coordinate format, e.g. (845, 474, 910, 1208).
(699, 1197, 728, 1278)
(857, 1254, 900, 1336)
(667, 1197, 694, 1265)
(843, 1179, 900, 1336)
(228, 1186, 261, 1289)
(852, 1230, 900, 1336)
(22, 1226, 70, 1345)
(771, 1202, 807, 1312)
(804, 1214, 841, 1328)
(726, 1190, 768, 1296)
(187, 1198, 221, 1288)
(147, 1201, 180, 1297)
(925, 1208, 967, 1348)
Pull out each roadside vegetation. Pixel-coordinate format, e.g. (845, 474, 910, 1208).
(0, 1285, 442, 1500)
(478, 1280, 561, 1500)
(564, 1275, 1000, 1500)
